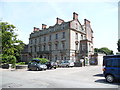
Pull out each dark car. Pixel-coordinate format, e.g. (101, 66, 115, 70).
(103, 55, 120, 83)
(28, 59, 47, 71)
(45, 62, 57, 69)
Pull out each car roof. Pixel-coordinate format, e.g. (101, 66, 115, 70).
(103, 55, 120, 58)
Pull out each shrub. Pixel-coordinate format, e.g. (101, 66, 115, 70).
(16, 62, 26, 65)
(8, 55, 16, 68)
(32, 58, 49, 64)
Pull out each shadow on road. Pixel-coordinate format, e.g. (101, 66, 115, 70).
(94, 74, 120, 86)
(95, 79, 120, 85)
(93, 74, 103, 77)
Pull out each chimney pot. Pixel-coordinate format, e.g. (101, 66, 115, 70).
(73, 12, 78, 20)
(84, 19, 90, 25)
(56, 17, 64, 24)
(42, 24, 47, 29)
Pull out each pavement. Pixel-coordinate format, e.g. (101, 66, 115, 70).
(0, 65, 120, 88)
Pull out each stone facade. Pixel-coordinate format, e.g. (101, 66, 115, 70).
(28, 12, 94, 63)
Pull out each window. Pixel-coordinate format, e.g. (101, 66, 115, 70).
(35, 39, 37, 43)
(44, 37, 46, 41)
(56, 34, 58, 39)
(55, 43, 58, 50)
(39, 46, 41, 51)
(106, 59, 112, 67)
(75, 44, 78, 50)
(31, 40, 33, 44)
(81, 35, 83, 40)
(76, 23, 78, 29)
(55, 55, 57, 61)
(112, 58, 120, 67)
(64, 57, 66, 60)
(49, 44, 52, 51)
(43, 45, 46, 51)
(75, 33, 78, 40)
(30, 46, 32, 53)
(62, 32, 65, 39)
(39, 38, 41, 43)
(62, 42, 65, 50)
(61, 55, 63, 60)
(49, 35, 51, 41)
(34, 46, 36, 52)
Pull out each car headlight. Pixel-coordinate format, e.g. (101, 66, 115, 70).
(40, 65, 44, 68)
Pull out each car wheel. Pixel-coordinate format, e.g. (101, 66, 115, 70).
(106, 75, 114, 83)
(36, 67, 39, 71)
(66, 65, 69, 67)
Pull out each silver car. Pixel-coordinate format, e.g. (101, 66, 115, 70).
(28, 61, 47, 71)
(58, 60, 74, 67)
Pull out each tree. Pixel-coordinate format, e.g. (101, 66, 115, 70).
(117, 39, 120, 52)
(94, 47, 114, 55)
(32, 58, 49, 64)
(0, 22, 25, 68)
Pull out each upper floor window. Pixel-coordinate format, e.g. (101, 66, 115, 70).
(49, 35, 51, 41)
(35, 39, 37, 43)
(30, 46, 32, 53)
(31, 40, 33, 44)
(55, 55, 57, 61)
(62, 32, 65, 39)
(62, 42, 65, 50)
(75, 33, 78, 40)
(49, 44, 52, 51)
(55, 34, 58, 39)
(39, 45, 41, 51)
(39, 37, 41, 43)
(34, 46, 37, 52)
(43, 44, 46, 51)
(55, 43, 58, 50)
(44, 37, 46, 41)
(76, 23, 78, 29)
(75, 43, 78, 50)
(81, 35, 83, 40)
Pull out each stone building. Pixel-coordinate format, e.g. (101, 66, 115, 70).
(28, 12, 94, 63)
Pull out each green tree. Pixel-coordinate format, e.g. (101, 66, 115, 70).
(117, 39, 120, 52)
(0, 22, 25, 68)
(32, 58, 49, 64)
(94, 47, 114, 55)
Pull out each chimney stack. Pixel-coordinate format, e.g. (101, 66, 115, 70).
(73, 12, 78, 20)
(42, 24, 47, 29)
(84, 19, 90, 25)
(56, 17, 64, 24)
(34, 27, 39, 31)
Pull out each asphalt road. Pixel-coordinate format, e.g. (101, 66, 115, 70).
(0, 65, 119, 88)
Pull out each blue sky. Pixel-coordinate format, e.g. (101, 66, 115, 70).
(0, 0, 119, 53)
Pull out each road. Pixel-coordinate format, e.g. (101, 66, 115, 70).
(0, 65, 119, 88)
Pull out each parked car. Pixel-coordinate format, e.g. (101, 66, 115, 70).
(28, 59, 47, 71)
(58, 60, 74, 67)
(103, 55, 120, 83)
(45, 62, 57, 69)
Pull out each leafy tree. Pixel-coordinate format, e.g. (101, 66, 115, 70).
(94, 47, 114, 55)
(32, 58, 49, 64)
(117, 39, 120, 52)
(0, 22, 25, 68)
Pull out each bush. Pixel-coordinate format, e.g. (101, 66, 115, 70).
(32, 58, 49, 64)
(8, 55, 16, 68)
(16, 62, 26, 65)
